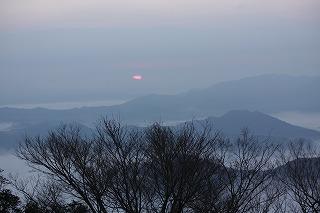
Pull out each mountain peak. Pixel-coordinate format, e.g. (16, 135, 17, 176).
(208, 110, 320, 139)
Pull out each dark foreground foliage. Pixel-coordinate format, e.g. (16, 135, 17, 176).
(1, 119, 319, 212)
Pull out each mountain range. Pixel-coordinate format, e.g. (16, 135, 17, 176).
(192, 110, 320, 139)
(1, 74, 320, 149)
(1, 110, 319, 150)
(0, 74, 319, 126)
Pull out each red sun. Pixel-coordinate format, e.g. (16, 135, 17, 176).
(132, 75, 143, 80)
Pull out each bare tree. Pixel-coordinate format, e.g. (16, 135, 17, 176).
(17, 125, 111, 213)
(217, 129, 280, 213)
(17, 119, 151, 213)
(17, 119, 300, 213)
(278, 141, 320, 213)
(0, 169, 21, 212)
(94, 119, 149, 213)
(144, 122, 225, 213)
(10, 174, 88, 213)
(183, 129, 282, 213)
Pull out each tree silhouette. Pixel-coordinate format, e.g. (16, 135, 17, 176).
(0, 169, 21, 212)
(16, 118, 320, 213)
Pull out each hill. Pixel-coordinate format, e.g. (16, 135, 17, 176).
(195, 110, 320, 139)
(1, 74, 319, 125)
(1, 110, 320, 150)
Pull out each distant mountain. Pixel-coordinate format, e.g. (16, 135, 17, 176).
(1, 110, 320, 150)
(191, 110, 320, 139)
(0, 74, 319, 125)
(117, 74, 320, 122)
(274, 157, 320, 177)
(0, 121, 93, 150)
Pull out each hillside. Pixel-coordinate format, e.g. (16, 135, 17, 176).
(1, 74, 319, 125)
(1, 110, 320, 150)
(201, 110, 320, 139)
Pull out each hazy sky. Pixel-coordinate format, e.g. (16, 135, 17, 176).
(0, 0, 319, 105)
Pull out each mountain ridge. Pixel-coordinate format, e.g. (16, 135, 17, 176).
(0, 74, 319, 124)
(1, 110, 320, 150)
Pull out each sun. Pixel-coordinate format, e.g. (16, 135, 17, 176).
(132, 75, 143, 80)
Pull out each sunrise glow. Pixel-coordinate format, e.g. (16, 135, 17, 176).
(132, 75, 143, 80)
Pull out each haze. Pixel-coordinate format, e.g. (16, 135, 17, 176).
(1, 0, 319, 106)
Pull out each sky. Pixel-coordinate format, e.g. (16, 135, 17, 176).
(0, 0, 319, 106)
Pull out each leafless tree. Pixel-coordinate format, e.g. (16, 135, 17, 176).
(17, 119, 298, 213)
(277, 141, 320, 213)
(94, 119, 149, 213)
(143, 122, 225, 213)
(0, 169, 21, 212)
(10, 174, 83, 212)
(191, 129, 281, 213)
(17, 125, 111, 213)
(221, 129, 280, 213)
